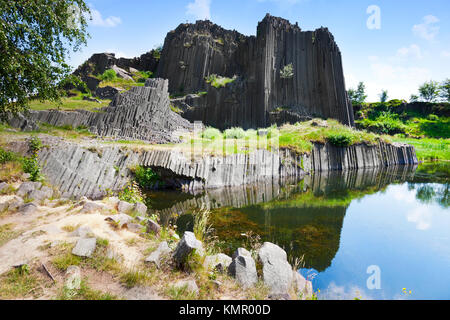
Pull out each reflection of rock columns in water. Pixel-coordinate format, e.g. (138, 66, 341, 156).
(264, 208, 271, 239)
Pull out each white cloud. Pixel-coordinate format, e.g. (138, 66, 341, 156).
(186, 0, 211, 20)
(89, 8, 122, 27)
(324, 282, 374, 300)
(412, 15, 440, 41)
(395, 44, 422, 60)
(407, 206, 432, 230)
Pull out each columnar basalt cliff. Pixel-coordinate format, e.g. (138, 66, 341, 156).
(6, 136, 416, 199)
(9, 79, 191, 144)
(158, 14, 354, 129)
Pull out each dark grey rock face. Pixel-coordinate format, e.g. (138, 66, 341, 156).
(9, 79, 192, 144)
(157, 14, 354, 129)
(95, 86, 122, 100)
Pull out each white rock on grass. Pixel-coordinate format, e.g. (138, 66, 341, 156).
(104, 213, 133, 228)
(70, 226, 94, 238)
(228, 254, 258, 289)
(292, 271, 313, 299)
(204, 253, 232, 273)
(118, 201, 134, 213)
(145, 241, 172, 268)
(72, 238, 97, 258)
(65, 266, 81, 290)
(173, 280, 199, 296)
(172, 231, 203, 267)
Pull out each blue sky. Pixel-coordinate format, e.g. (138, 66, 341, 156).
(70, 0, 450, 101)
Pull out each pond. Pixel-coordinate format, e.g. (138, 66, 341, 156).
(145, 162, 449, 300)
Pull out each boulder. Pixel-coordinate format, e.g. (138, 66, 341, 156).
(111, 65, 134, 81)
(17, 203, 39, 215)
(16, 182, 42, 197)
(173, 280, 199, 296)
(118, 201, 134, 214)
(292, 271, 313, 300)
(145, 241, 172, 268)
(228, 254, 258, 288)
(95, 86, 121, 100)
(232, 247, 251, 260)
(133, 202, 148, 216)
(172, 231, 203, 267)
(27, 189, 49, 202)
(0, 182, 9, 193)
(127, 223, 144, 234)
(105, 213, 133, 228)
(82, 96, 101, 103)
(72, 238, 97, 257)
(80, 201, 106, 214)
(257, 242, 293, 295)
(146, 219, 161, 236)
(204, 253, 232, 273)
(65, 266, 81, 290)
(7, 196, 24, 211)
(70, 226, 94, 238)
(40, 186, 54, 199)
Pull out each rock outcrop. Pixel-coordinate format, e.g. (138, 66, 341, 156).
(228, 248, 258, 288)
(258, 242, 293, 295)
(158, 14, 354, 129)
(9, 79, 192, 144)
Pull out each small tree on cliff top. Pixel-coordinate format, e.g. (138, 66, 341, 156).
(348, 82, 367, 105)
(418, 81, 440, 102)
(440, 79, 450, 102)
(0, 0, 90, 120)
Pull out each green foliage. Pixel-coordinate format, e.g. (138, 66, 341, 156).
(152, 45, 163, 60)
(118, 181, 143, 204)
(0, 0, 90, 120)
(21, 136, 43, 182)
(0, 148, 18, 164)
(224, 127, 246, 139)
(59, 74, 89, 94)
(419, 80, 440, 102)
(393, 137, 449, 161)
(133, 166, 161, 190)
(100, 69, 117, 81)
(427, 114, 439, 121)
(280, 63, 294, 79)
(201, 127, 222, 140)
(440, 78, 450, 102)
(410, 94, 419, 103)
(205, 74, 236, 88)
(348, 82, 367, 105)
(326, 132, 353, 147)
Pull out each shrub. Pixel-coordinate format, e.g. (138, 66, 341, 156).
(280, 63, 294, 79)
(100, 69, 117, 81)
(427, 114, 439, 121)
(224, 127, 245, 139)
(201, 127, 222, 140)
(118, 182, 143, 204)
(205, 74, 236, 88)
(133, 166, 160, 190)
(0, 149, 18, 164)
(327, 132, 353, 147)
(21, 156, 42, 182)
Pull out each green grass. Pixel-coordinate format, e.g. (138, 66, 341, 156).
(119, 269, 151, 288)
(0, 266, 42, 299)
(205, 74, 236, 88)
(392, 137, 450, 161)
(27, 91, 110, 112)
(57, 279, 117, 300)
(0, 224, 22, 247)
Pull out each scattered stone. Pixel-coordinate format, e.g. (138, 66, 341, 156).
(105, 213, 133, 228)
(204, 253, 232, 273)
(257, 242, 293, 295)
(17, 203, 39, 215)
(72, 238, 97, 257)
(118, 200, 134, 214)
(95, 86, 121, 100)
(292, 271, 313, 300)
(7, 196, 24, 211)
(268, 293, 292, 300)
(123, 286, 160, 300)
(146, 219, 161, 236)
(80, 201, 107, 213)
(133, 202, 147, 216)
(65, 266, 81, 290)
(82, 96, 101, 103)
(228, 254, 258, 289)
(16, 182, 42, 197)
(136, 216, 147, 223)
(27, 189, 48, 202)
(127, 223, 144, 234)
(145, 241, 172, 268)
(70, 226, 94, 238)
(0, 182, 9, 193)
(173, 231, 203, 267)
(173, 280, 199, 296)
(232, 247, 251, 260)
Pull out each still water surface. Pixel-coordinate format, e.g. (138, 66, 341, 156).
(146, 163, 449, 300)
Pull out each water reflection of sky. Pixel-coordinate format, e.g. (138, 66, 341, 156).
(304, 183, 450, 300)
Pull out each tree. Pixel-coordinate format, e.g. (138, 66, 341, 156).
(410, 94, 419, 103)
(440, 78, 450, 102)
(348, 82, 367, 104)
(418, 80, 440, 102)
(0, 0, 90, 120)
(379, 90, 388, 103)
